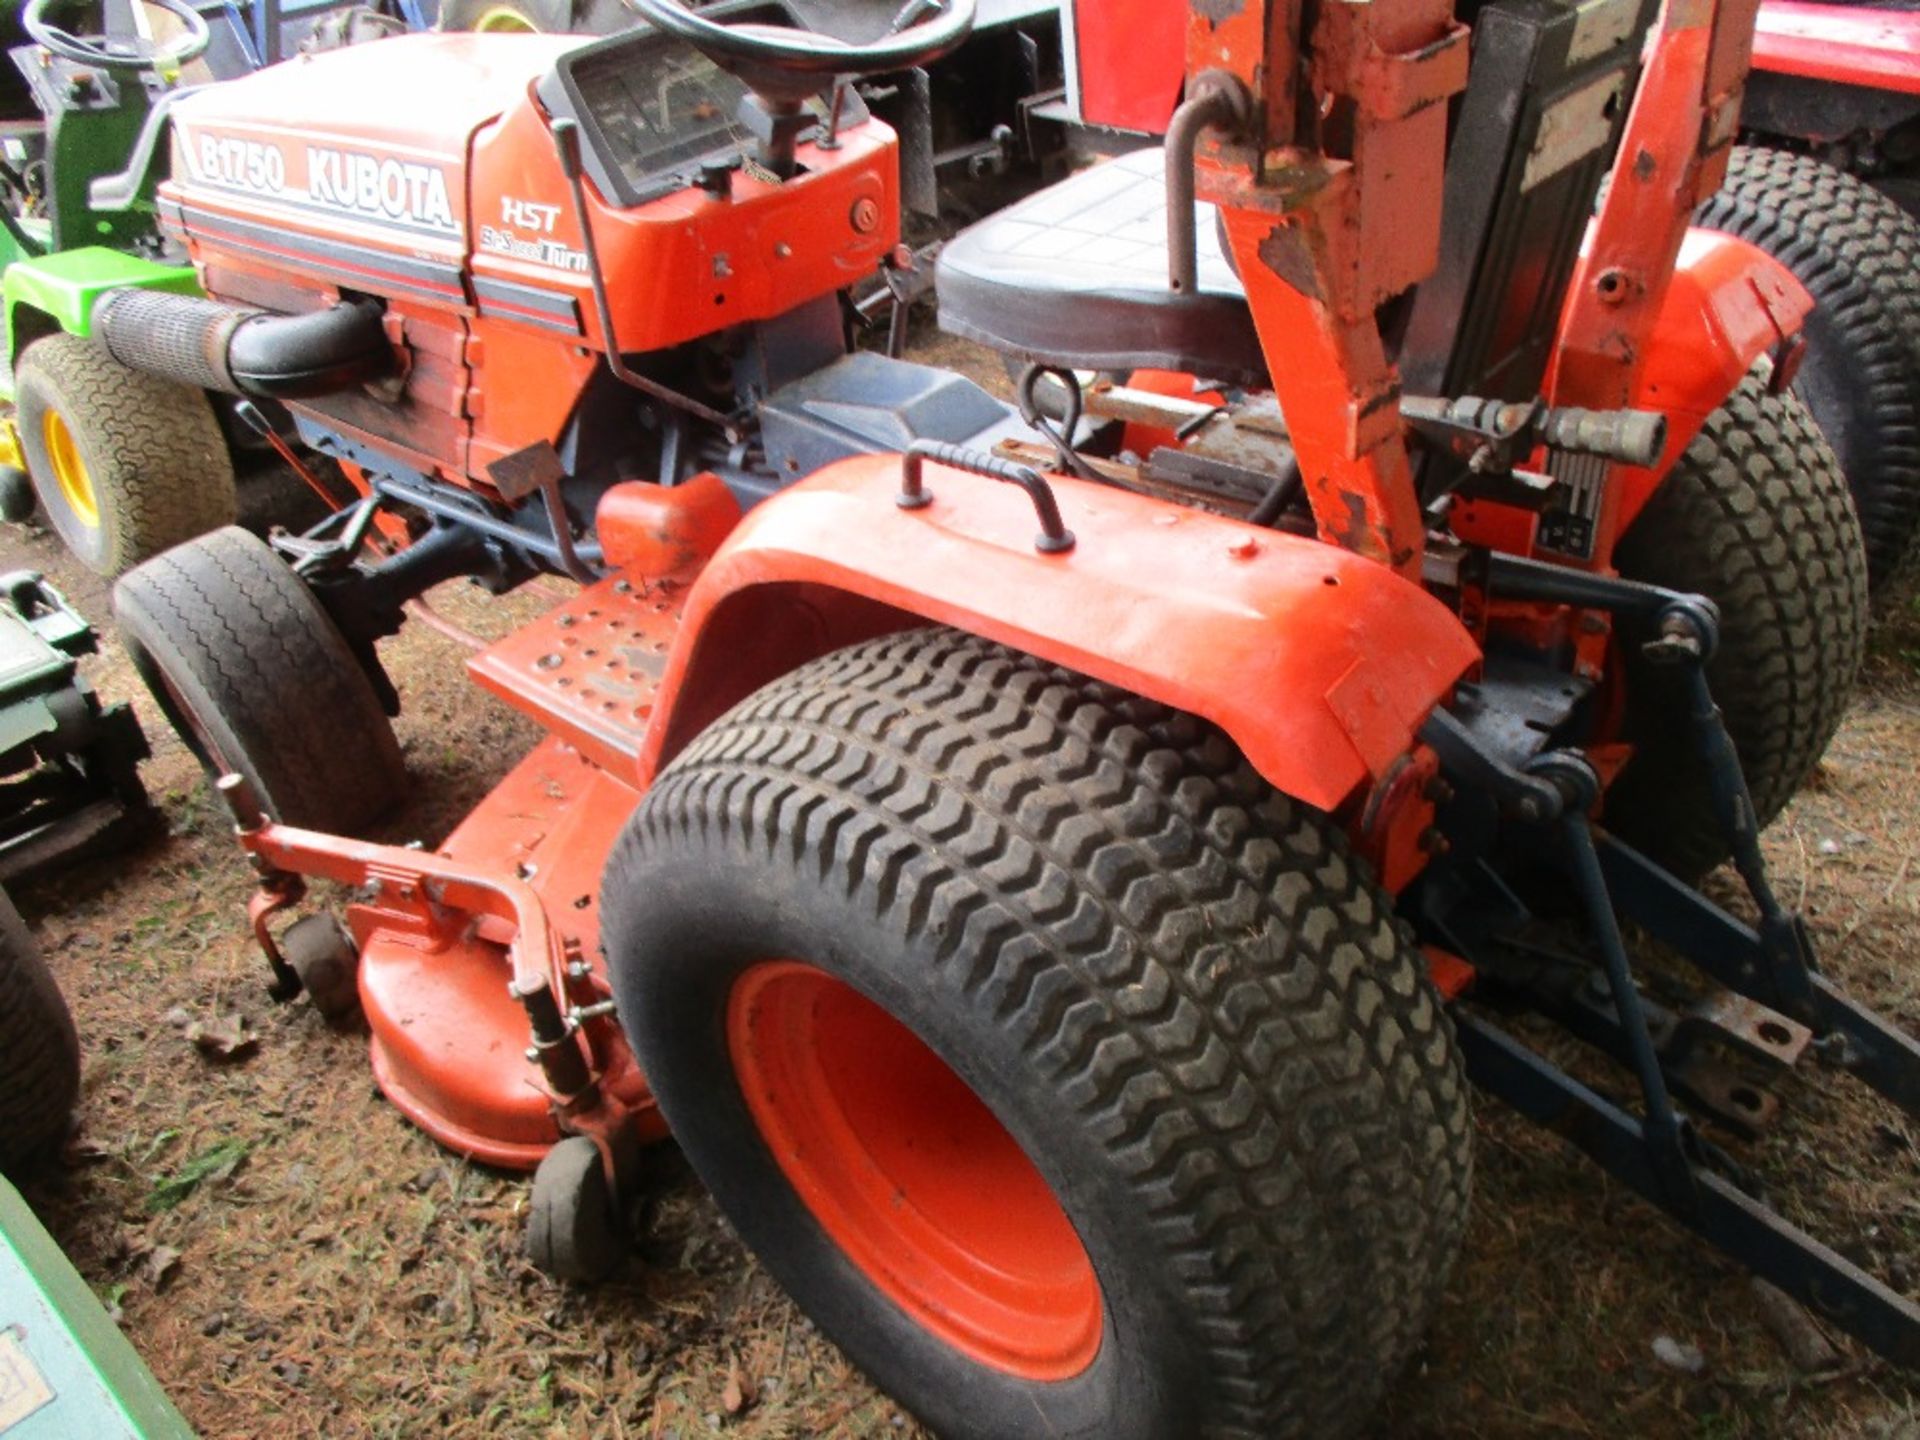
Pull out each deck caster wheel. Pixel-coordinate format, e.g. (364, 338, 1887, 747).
(0, 465, 33, 524)
(281, 912, 360, 1026)
(527, 1135, 629, 1282)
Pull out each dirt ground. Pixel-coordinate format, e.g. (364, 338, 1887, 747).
(8, 393, 1920, 1438)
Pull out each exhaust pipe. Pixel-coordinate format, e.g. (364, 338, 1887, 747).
(91, 288, 392, 401)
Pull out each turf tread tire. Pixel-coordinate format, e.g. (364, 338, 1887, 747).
(1608, 374, 1867, 879)
(603, 629, 1472, 1440)
(1696, 145, 1920, 600)
(113, 525, 405, 833)
(0, 888, 79, 1172)
(14, 333, 236, 577)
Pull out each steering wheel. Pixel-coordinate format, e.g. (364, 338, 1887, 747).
(24, 0, 213, 73)
(617, 0, 975, 82)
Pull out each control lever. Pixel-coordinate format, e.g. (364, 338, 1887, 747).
(548, 117, 740, 440)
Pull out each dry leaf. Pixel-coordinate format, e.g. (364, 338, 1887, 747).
(185, 1013, 259, 1062)
(721, 1355, 753, 1416)
(145, 1244, 183, 1291)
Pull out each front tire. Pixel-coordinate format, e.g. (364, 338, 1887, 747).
(14, 333, 236, 577)
(114, 525, 406, 833)
(602, 630, 1471, 1440)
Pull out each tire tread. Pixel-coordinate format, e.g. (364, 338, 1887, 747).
(113, 525, 404, 833)
(610, 631, 1473, 1439)
(15, 333, 236, 576)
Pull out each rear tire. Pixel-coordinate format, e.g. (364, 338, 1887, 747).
(114, 525, 406, 833)
(0, 887, 79, 1173)
(1607, 374, 1868, 880)
(1696, 146, 1920, 601)
(14, 333, 236, 578)
(602, 629, 1471, 1440)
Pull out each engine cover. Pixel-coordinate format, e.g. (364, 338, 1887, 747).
(161, 34, 579, 308)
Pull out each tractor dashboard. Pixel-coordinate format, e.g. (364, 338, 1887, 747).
(539, 17, 866, 208)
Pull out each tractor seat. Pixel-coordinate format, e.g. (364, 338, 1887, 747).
(935, 148, 1265, 385)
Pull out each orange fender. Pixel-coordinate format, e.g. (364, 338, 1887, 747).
(1616, 227, 1812, 531)
(636, 453, 1481, 815)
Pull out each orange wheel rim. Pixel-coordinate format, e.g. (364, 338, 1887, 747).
(41, 409, 98, 530)
(728, 961, 1103, 1381)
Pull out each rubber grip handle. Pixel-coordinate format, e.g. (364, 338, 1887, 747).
(897, 440, 1076, 553)
(551, 117, 584, 181)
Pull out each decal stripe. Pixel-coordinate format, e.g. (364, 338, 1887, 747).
(472, 276, 584, 334)
(168, 201, 467, 303)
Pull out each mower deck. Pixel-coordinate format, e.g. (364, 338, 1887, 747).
(355, 732, 658, 1169)
(343, 571, 700, 1170)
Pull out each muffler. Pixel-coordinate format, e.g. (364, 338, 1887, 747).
(91, 288, 392, 400)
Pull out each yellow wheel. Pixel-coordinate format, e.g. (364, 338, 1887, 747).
(438, 0, 565, 31)
(436, 0, 631, 34)
(40, 407, 100, 532)
(471, 4, 540, 29)
(15, 333, 236, 577)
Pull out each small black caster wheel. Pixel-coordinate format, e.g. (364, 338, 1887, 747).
(0, 465, 33, 524)
(527, 1134, 629, 1282)
(281, 911, 360, 1026)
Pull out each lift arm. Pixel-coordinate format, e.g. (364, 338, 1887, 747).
(1180, 0, 1468, 580)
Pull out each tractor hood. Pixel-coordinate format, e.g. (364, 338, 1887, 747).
(163, 34, 581, 256)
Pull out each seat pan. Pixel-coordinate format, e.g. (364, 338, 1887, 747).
(934, 148, 1266, 385)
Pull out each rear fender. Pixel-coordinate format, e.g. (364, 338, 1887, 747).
(1616, 226, 1812, 531)
(1750, 1, 1920, 96)
(636, 453, 1481, 815)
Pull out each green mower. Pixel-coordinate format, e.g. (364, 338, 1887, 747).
(0, 1, 242, 577)
(0, 1, 406, 578)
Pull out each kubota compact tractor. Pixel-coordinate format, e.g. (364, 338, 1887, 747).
(97, 0, 1918, 1432)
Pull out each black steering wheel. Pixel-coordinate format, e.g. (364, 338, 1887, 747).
(24, 0, 213, 72)
(617, 0, 975, 79)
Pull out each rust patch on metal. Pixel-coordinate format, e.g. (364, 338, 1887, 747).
(1332, 489, 1372, 553)
(1256, 223, 1320, 299)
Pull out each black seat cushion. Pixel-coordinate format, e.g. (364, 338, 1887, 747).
(935, 148, 1266, 385)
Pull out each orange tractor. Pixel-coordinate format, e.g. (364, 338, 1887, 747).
(102, 0, 1916, 1431)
